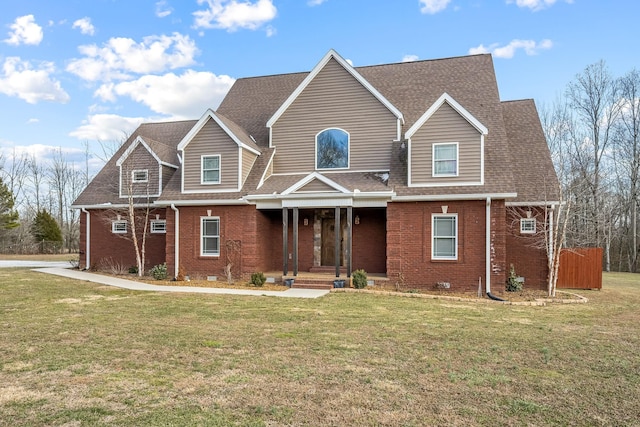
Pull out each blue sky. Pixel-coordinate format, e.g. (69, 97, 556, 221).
(0, 0, 637, 173)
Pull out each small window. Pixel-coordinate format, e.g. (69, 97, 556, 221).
(202, 155, 220, 184)
(201, 217, 220, 256)
(112, 220, 127, 234)
(132, 170, 148, 183)
(316, 128, 349, 169)
(433, 143, 458, 177)
(520, 218, 536, 234)
(151, 219, 166, 233)
(432, 214, 458, 260)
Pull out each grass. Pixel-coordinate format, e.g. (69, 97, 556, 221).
(1, 268, 639, 426)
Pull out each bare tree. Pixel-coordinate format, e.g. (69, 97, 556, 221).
(566, 60, 621, 249)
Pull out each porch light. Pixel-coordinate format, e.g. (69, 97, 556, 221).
(355, 215, 360, 225)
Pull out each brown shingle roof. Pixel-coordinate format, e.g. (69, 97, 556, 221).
(73, 120, 196, 207)
(502, 99, 560, 203)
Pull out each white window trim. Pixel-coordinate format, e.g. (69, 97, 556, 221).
(201, 154, 221, 185)
(432, 142, 459, 178)
(431, 213, 458, 260)
(315, 128, 350, 171)
(132, 169, 149, 183)
(151, 219, 167, 234)
(520, 218, 537, 234)
(200, 216, 220, 257)
(111, 220, 127, 234)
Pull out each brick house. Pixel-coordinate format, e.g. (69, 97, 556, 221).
(72, 50, 559, 293)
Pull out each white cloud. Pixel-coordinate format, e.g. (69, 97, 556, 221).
(419, 0, 451, 14)
(506, 0, 573, 11)
(69, 114, 144, 141)
(402, 54, 419, 62)
(468, 39, 553, 58)
(156, 1, 174, 18)
(307, 0, 328, 6)
(4, 15, 43, 46)
(27, 118, 39, 124)
(72, 17, 95, 36)
(193, 0, 277, 31)
(95, 70, 235, 118)
(66, 32, 198, 82)
(0, 57, 69, 104)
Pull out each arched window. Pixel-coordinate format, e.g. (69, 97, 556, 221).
(316, 128, 349, 169)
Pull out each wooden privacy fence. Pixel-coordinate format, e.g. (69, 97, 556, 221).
(557, 247, 603, 290)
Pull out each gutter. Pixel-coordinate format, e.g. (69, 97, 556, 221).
(170, 204, 180, 279)
(81, 208, 90, 270)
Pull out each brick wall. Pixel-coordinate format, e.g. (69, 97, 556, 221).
(386, 200, 507, 292)
(81, 208, 166, 271)
(505, 206, 549, 290)
(352, 208, 386, 274)
(167, 205, 271, 281)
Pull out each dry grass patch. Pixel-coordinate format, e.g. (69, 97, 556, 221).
(0, 269, 639, 426)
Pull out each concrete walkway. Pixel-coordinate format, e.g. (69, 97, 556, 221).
(33, 267, 330, 299)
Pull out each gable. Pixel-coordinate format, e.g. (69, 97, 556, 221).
(118, 139, 161, 198)
(266, 49, 403, 130)
(297, 178, 342, 193)
(408, 96, 485, 187)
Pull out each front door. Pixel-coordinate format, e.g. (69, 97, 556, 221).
(321, 218, 343, 266)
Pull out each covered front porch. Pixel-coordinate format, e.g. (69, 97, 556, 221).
(259, 206, 387, 281)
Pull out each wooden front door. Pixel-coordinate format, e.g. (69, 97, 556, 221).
(321, 218, 342, 266)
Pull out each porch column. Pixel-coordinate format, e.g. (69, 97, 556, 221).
(293, 207, 299, 276)
(335, 206, 341, 278)
(283, 207, 288, 276)
(346, 206, 352, 278)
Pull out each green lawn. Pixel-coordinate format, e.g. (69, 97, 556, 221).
(1, 269, 638, 426)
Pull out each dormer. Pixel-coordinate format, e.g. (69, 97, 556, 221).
(405, 93, 488, 187)
(177, 109, 261, 193)
(116, 136, 178, 198)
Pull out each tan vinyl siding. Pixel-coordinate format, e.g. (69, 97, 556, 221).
(121, 145, 160, 196)
(271, 58, 397, 173)
(183, 119, 239, 191)
(410, 102, 482, 185)
(298, 179, 339, 192)
(241, 149, 257, 187)
(161, 165, 176, 190)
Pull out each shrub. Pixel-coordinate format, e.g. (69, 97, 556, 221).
(128, 266, 138, 274)
(506, 264, 523, 292)
(250, 272, 266, 287)
(352, 269, 368, 289)
(98, 257, 128, 275)
(150, 263, 168, 280)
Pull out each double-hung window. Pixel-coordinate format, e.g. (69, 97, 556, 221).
(201, 155, 220, 184)
(432, 214, 458, 260)
(432, 143, 458, 177)
(201, 217, 220, 256)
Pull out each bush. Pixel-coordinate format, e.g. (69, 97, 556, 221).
(506, 264, 523, 292)
(150, 263, 168, 280)
(250, 272, 266, 287)
(128, 266, 138, 274)
(352, 269, 368, 289)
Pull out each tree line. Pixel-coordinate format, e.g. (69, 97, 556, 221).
(542, 61, 640, 272)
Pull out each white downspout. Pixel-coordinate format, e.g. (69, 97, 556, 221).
(171, 204, 180, 279)
(549, 204, 555, 264)
(485, 197, 491, 294)
(81, 208, 90, 270)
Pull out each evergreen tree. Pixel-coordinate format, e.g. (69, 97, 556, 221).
(31, 209, 62, 253)
(0, 178, 19, 231)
